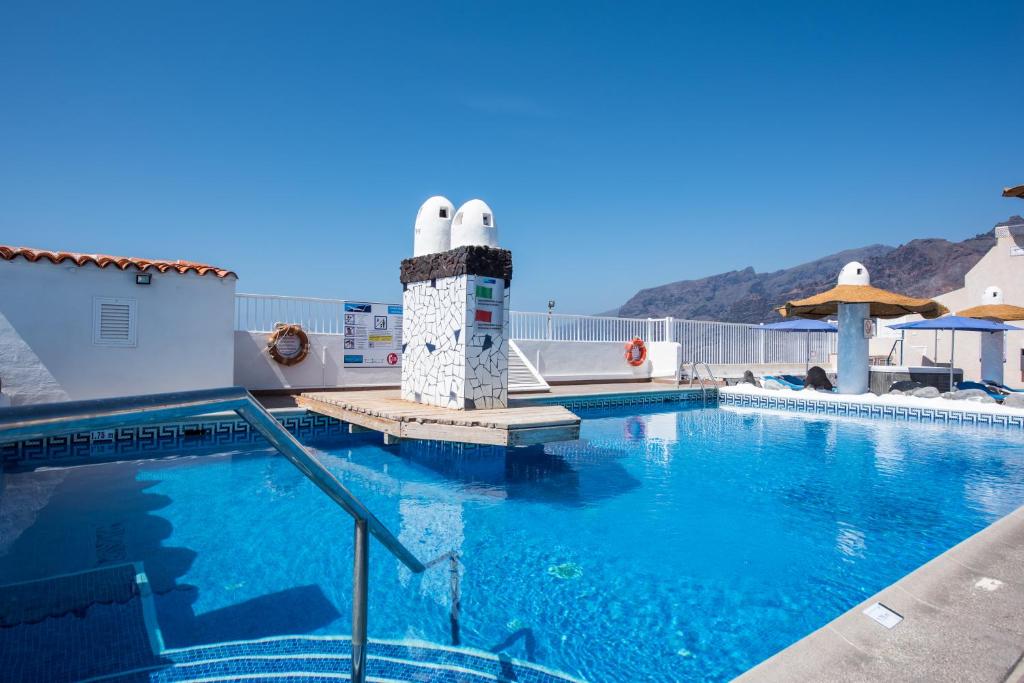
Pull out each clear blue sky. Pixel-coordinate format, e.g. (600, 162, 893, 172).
(2, 1, 1022, 314)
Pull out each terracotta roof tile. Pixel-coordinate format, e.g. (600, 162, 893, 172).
(0, 245, 237, 279)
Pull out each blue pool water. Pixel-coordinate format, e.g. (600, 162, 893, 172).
(5, 403, 1024, 682)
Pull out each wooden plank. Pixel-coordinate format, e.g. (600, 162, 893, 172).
(508, 424, 581, 447)
(297, 391, 581, 447)
(399, 420, 511, 446)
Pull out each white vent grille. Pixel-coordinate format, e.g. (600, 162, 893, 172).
(93, 297, 137, 346)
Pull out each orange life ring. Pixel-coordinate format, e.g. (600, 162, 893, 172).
(267, 323, 310, 366)
(624, 337, 647, 366)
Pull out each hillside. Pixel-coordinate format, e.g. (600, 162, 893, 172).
(615, 217, 1024, 323)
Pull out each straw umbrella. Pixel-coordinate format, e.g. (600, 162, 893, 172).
(777, 262, 947, 394)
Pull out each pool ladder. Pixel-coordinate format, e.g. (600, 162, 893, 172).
(0, 387, 461, 683)
(681, 361, 718, 401)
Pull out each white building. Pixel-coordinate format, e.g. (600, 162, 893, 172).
(872, 226, 1024, 388)
(0, 245, 237, 405)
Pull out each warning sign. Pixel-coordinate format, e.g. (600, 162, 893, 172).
(343, 302, 403, 367)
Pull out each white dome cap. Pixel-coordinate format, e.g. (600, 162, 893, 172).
(984, 285, 1004, 304)
(413, 196, 454, 256)
(450, 199, 498, 249)
(837, 261, 870, 286)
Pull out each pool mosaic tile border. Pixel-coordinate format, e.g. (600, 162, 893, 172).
(1, 390, 717, 467)
(720, 391, 1024, 430)
(0, 411, 347, 466)
(521, 388, 712, 410)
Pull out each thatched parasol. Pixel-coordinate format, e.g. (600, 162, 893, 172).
(777, 284, 948, 320)
(1002, 184, 1024, 199)
(958, 286, 1024, 322)
(957, 303, 1024, 322)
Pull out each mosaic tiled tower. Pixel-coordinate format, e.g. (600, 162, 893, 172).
(400, 245, 513, 410)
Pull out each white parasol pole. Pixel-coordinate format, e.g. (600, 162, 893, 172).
(949, 330, 956, 391)
(806, 330, 810, 373)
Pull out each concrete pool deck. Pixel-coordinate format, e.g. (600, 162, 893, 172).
(739, 502, 1024, 682)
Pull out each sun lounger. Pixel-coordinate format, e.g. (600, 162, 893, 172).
(983, 380, 1024, 393)
(956, 381, 1006, 402)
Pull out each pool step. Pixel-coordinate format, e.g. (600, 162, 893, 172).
(96, 635, 584, 683)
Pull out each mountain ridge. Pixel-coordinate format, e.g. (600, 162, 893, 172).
(614, 217, 1024, 323)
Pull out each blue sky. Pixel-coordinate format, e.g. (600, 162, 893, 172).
(1, 1, 1022, 314)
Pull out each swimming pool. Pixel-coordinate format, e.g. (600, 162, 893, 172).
(4, 402, 1024, 682)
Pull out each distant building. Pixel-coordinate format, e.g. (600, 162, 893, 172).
(0, 245, 237, 405)
(873, 226, 1024, 388)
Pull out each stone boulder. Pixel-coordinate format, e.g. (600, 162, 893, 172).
(950, 388, 996, 403)
(763, 379, 786, 391)
(804, 366, 833, 391)
(740, 370, 761, 388)
(1003, 393, 1024, 409)
(910, 386, 941, 399)
(889, 380, 924, 393)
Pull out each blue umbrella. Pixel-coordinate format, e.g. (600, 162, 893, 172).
(888, 316, 1023, 388)
(761, 319, 838, 371)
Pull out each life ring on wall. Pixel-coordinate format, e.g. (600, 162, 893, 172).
(267, 323, 310, 366)
(624, 337, 647, 366)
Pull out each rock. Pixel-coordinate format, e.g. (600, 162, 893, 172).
(888, 389, 904, 396)
(951, 388, 995, 403)
(910, 386, 940, 399)
(740, 370, 761, 387)
(940, 391, 955, 399)
(763, 379, 785, 391)
(889, 380, 924, 393)
(1002, 393, 1024, 409)
(804, 366, 833, 391)
(401, 245, 513, 285)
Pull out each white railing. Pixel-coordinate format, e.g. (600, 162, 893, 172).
(235, 293, 347, 334)
(234, 294, 836, 365)
(508, 312, 668, 342)
(672, 319, 835, 365)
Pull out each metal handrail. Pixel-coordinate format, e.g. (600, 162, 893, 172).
(0, 386, 443, 683)
(682, 361, 718, 400)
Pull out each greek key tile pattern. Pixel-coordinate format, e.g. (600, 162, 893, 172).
(0, 411, 346, 466)
(521, 388, 712, 410)
(720, 392, 1024, 430)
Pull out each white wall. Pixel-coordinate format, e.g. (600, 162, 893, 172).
(512, 340, 680, 383)
(0, 259, 236, 405)
(869, 228, 1024, 388)
(234, 331, 400, 390)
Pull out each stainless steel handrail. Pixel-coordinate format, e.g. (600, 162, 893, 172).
(681, 361, 717, 400)
(0, 386, 442, 683)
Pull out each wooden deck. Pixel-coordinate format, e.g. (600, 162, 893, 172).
(296, 390, 581, 447)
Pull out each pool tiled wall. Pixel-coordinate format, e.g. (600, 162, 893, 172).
(720, 391, 1024, 429)
(0, 411, 347, 467)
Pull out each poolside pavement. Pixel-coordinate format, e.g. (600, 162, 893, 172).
(739, 502, 1024, 682)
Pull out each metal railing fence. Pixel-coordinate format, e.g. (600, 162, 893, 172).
(234, 293, 836, 366)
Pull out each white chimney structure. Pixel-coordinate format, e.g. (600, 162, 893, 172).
(836, 261, 871, 394)
(451, 199, 499, 249)
(401, 198, 511, 410)
(979, 286, 1005, 385)
(413, 196, 454, 256)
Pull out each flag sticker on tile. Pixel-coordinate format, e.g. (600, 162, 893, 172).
(475, 285, 493, 299)
(475, 309, 493, 323)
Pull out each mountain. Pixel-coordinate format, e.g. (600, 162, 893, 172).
(615, 217, 1024, 323)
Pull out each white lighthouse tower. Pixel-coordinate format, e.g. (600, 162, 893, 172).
(401, 198, 511, 410)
